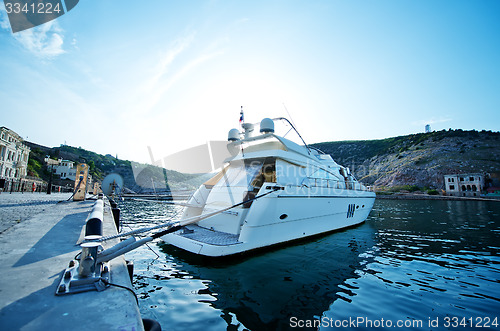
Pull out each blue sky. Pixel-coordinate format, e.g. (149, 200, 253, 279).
(1, 0, 499, 164)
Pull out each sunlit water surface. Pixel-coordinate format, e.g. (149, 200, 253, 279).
(121, 199, 500, 330)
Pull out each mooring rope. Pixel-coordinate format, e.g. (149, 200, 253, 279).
(92, 188, 279, 242)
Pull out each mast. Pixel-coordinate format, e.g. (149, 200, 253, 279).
(239, 106, 244, 127)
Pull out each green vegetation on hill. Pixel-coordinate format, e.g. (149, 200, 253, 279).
(27, 157, 44, 179)
(56, 145, 131, 181)
(26, 142, 202, 193)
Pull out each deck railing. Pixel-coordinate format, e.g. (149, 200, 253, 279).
(307, 178, 368, 191)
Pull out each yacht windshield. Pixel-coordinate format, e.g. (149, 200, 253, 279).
(215, 160, 263, 188)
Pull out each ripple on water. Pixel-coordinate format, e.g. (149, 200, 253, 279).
(118, 198, 500, 331)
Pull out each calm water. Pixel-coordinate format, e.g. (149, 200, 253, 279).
(121, 199, 500, 330)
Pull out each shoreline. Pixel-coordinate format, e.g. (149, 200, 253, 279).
(375, 193, 500, 202)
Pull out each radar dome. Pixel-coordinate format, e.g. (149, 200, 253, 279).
(228, 128, 240, 141)
(260, 118, 274, 133)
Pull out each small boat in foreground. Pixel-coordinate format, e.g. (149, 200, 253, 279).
(162, 117, 375, 256)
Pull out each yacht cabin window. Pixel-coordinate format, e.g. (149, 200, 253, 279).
(210, 158, 276, 190)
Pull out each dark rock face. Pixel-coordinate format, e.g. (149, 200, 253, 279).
(312, 130, 500, 190)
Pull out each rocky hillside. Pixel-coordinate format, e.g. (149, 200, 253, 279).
(25, 129, 499, 193)
(312, 129, 500, 191)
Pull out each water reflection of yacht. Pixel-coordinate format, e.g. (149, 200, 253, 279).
(159, 223, 376, 330)
(162, 117, 375, 256)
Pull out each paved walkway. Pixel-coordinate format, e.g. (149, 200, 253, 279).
(0, 197, 143, 330)
(0, 193, 72, 234)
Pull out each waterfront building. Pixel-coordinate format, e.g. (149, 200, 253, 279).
(444, 173, 485, 197)
(52, 159, 77, 180)
(44, 158, 93, 193)
(0, 127, 31, 191)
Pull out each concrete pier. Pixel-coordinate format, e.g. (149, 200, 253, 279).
(0, 193, 144, 330)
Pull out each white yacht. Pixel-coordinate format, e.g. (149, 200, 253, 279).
(162, 117, 375, 256)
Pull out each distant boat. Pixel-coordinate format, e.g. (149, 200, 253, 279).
(162, 117, 375, 256)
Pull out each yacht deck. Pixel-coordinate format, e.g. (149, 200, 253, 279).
(179, 225, 241, 246)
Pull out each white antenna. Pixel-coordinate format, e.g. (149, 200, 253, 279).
(273, 117, 311, 155)
(282, 103, 297, 128)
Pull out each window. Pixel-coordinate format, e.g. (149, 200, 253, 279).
(215, 160, 264, 188)
(460, 177, 464, 181)
(469, 176, 474, 181)
(311, 168, 335, 179)
(449, 185, 455, 190)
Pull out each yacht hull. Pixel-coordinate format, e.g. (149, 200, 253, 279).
(162, 193, 375, 257)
